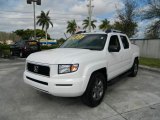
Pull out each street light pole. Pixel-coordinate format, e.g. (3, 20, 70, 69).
(27, 0, 41, 41)
(33, 1, 36, 41)
(88, 0, 92, 32)
(88, 0, 94, 33)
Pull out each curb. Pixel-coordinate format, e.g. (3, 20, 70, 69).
(0, 58, 26, 63)
(139, 65, 160, 73)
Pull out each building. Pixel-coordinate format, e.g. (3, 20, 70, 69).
(0, 40, 14, 45)
(39, 39, 57, 46)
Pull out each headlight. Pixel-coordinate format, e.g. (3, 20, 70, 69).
(58, 64, 79, 74)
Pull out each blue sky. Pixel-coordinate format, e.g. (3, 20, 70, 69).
(0, 0, 150, 39)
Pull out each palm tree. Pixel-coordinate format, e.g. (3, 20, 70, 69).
(99, 19, 111, 31)
(37, 11, 53, 42)
(82, 17, 97, 31)
(66, 20, 77, 35)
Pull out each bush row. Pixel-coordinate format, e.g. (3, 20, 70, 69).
(0, 44, 10, 50)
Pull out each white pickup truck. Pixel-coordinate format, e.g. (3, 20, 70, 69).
(24, 30, 139, 107)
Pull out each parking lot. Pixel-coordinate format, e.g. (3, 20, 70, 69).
(0, 58, 160, 120)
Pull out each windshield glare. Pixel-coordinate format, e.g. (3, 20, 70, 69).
(60, 34, 107, 50)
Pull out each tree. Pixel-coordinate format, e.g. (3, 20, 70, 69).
(99, 19, 112, 31)
(82, 17, 97, 31)
(37, 11, 53, 41)
(66, 20, 77, 35)
(142, 0, 160, 38)
(57, 38, 66, 45)
(145, 21, 160, 39)
(14, 29, 49, 40)
(36, 29, 50, 39)
(113, 0, 137, 37)
(14, 29, 32, 40)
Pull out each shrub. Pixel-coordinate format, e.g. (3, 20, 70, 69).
(0, 44, 10, 58)
(0, 44, 10, 50)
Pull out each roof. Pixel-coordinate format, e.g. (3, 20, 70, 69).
(83, 32, 126, 36)
(77, 29, 126, 36)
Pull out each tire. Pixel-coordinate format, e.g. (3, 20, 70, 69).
(10, 50, 14, 56)
(129, 58, 139, 77)
(19, 51, 24, 58)
(82, 72, 106, 107)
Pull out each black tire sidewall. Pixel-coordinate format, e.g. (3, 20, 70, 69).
(82, 72, 106, 107)
(130, 58, 139, 77)
(19, 51, 24, 58)
(10, 51, 13, 56)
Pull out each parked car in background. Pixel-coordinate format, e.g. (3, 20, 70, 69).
(10, 40, 40, 58)
(0, 43, 2, 57)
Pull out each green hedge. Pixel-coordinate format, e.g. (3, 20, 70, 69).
(0, 44, 10, 58)
(0, 44, 10, 50)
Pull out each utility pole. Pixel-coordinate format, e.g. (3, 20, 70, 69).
(27, 0, 41, 41)
(33, 1, 36, 41)
(87, 0, 93, 32)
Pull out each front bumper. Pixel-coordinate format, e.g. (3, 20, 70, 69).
(23, 71, 86, 97)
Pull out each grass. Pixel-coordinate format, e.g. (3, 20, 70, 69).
(139, 57, 160, 68)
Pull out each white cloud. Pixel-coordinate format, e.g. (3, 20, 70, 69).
(0, 0, 149, 39)
(70, 0, 124, 16)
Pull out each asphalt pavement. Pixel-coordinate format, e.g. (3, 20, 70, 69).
(0, 58, 160, 120)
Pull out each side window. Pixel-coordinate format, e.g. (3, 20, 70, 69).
(120, 36, 129, 49)
(15, 41, 24, 47)
(20, 41, 25, 47)
(108, 35, 120, 50)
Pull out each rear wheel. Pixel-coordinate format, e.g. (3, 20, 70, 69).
(82, 72, 106, 107)
(19, 51, 24, 58)
(10, 50, 14, 56)
(129, 58, 139, 77)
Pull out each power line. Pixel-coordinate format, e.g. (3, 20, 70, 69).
(50, 12, 87, 16)
(0, 16, 84, 21)
(0, 14, 85, 20)
(0, 10, 87, 16)
(0, 17, 33, 19)
(0, 10, 31, 14)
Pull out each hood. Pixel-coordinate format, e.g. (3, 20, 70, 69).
(26, 48, 93, 64)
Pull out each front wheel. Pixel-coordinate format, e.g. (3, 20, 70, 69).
(82, 72, 106, 107)
(129, 58, 139, 77)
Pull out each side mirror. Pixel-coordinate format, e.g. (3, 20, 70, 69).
(108, 45, 120, 52)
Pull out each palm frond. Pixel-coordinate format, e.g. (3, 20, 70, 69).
(36, 10, 53, 31)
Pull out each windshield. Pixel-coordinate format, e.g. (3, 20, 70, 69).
(60, 34, 107, 50)
(27, 41, 38, 46)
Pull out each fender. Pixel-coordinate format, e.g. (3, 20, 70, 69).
(81, 59, 107, 92)
(131, 47, 140, 65)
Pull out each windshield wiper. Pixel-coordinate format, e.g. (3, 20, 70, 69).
(82, 48, 100, 51)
